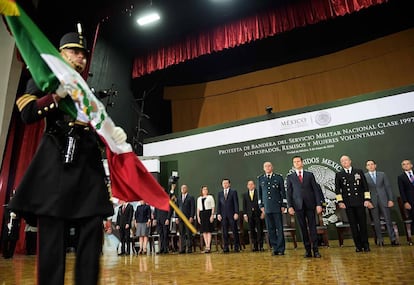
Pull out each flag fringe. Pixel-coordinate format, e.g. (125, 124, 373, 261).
(0, 0, 19, 16)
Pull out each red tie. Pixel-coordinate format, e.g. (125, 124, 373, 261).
(298, 171, 303, 183)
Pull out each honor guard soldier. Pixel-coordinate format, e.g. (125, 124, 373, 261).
(258, 161, 287, 256)
(10, 28, 127, 285)
(335, 155, 373, 252)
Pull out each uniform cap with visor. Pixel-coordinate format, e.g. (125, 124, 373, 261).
(59, 32, 88, 53)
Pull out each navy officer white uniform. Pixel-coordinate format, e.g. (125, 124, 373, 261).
(335, 155, 373, 252)
(258, 161, 287, 255)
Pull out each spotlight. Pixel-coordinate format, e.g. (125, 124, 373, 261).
(265, 106, 273, 114)
(137, 12, 160, 26)
(136, 0, 160, 27)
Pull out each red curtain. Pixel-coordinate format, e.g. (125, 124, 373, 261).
(0, 107, 44, 254)
(132, 0, 388, 78)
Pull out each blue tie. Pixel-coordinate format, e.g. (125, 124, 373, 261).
(371, 172, 376, 184)
(409, 172, 414, 185)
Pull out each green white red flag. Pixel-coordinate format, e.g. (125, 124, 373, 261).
(1, 2, 170, 211)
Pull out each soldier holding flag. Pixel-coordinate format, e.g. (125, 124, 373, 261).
(10, 30, 126, 285)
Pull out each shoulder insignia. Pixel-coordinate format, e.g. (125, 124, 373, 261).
(16, 94, 37, 111)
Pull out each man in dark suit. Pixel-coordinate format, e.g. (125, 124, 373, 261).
(176, 184, 195, 253)
(365, 159, 399, 246)
(287, 156, 323, 258)
(217, 178, 240, 253)
(154, 206, 172, 254)
(243, 180, 264, 251)
(335, 155, 373, 252)
(116, 200, 134, 255)
(258, 162, 286, 256)
(397, 159, 414, 245)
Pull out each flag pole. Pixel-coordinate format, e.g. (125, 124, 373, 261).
(169, 200, 196, 234)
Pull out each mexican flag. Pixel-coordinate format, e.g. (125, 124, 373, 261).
(1, 2, 170, 211)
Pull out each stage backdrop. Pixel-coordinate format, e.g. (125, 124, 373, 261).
(144, 85, 414, 238)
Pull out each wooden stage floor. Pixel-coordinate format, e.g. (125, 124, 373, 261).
(1, 236, 414, 284)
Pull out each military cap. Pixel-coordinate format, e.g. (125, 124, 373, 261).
(59, 32, 88, 52)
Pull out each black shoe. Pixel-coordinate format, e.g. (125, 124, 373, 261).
(179, 250, 186, 254)
(391, 240, 400, 246)
(234, 248, 240, 253)
(223, 248, 230, 253)
(187, 250, 192, 254)
(363, 247, 370, 252)
(273, 251, 284, 256)
(252, 248, 259, 252)
(378, 241, 384, 247)
(313, 251, 322, 258)
(259, 248, 265, 252)
(304, 251, 312, 258)
(355, 248, 363, 252)
(118, 252, 125, 256)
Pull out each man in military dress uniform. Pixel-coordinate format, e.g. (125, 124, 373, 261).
(258, 161, 286, 255)
(335, 155, 373, 252)
(9, 31, 127, 284)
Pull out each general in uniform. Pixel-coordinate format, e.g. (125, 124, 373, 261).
(258, 161, 287, 255)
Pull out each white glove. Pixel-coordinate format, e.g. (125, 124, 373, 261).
(111, 126, 127, 145)
(55, 84, 69, 98)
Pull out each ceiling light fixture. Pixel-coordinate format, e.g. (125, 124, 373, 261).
(137, 12, 160, 26)
(136, 0, 160, 26)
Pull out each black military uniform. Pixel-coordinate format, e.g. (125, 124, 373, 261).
(9, 32, 113, 285)
(335, 167, 371, 252)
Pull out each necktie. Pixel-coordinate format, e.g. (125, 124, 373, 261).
(122, 204, 126, 213)
(346, 169, 350, 174)
(298, 171, 303, 183)
(267, 175, 271, 179)
(249, 191, 254, 201)
(371, 172, 376, 184)
(224, 190, 228, 200)
(409, 172, 414, 184)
